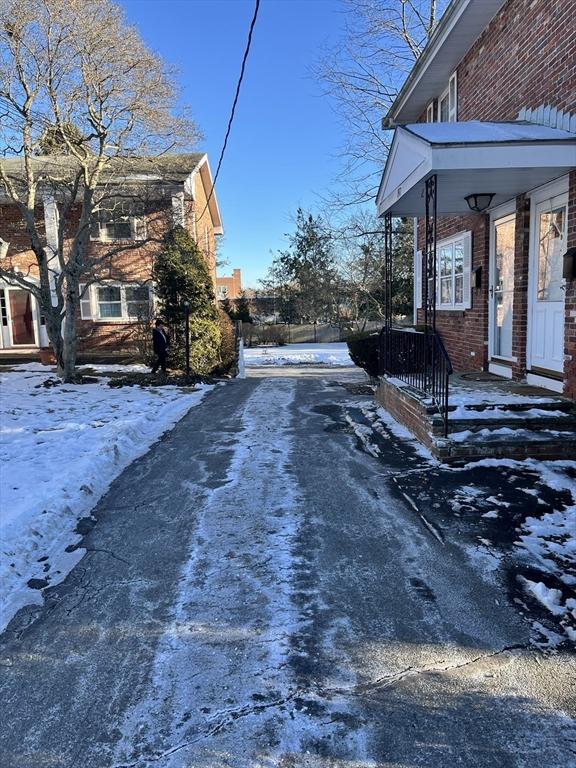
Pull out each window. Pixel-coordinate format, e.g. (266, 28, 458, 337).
(438, 72, 457, 122)
(0, 291, 8, 326)
(80, 283, 151, 321)
(97, 286, 123, 318)
(90, 198, 146, 242)
(217, 285, 229, 300)
(436, 231, 471, 309)
(125, 286, 151, 318)
(0, 237, 9, 259)
(426, 102, 435, 123)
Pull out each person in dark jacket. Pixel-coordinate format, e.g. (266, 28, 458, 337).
(151, 319, 169, 374)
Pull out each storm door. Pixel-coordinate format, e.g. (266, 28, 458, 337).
(528, 195, 567, 376)
(490, 214, 516, 362)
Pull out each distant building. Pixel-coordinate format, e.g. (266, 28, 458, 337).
(216, 268, 242, 300)
(0, 153, 223, 353)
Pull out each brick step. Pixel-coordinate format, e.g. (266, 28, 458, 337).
(431, 414, 576, 435)
(433, 428, 576, 461)
(450, 401, 574, 414)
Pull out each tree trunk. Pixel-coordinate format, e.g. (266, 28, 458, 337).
(45, 309, 65, 373)
(61, 278, 78, 382)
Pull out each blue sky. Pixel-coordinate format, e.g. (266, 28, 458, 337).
(121, 0, 348, 288)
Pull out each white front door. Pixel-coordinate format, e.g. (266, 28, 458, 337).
(528, 193, 567, 377)
(489, 212, 516, 368)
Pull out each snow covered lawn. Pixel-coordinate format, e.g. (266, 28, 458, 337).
(0, 364, 213, 633)
(244, 342, 353, 367)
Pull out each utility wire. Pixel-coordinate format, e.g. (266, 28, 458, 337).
(198, 0, 260, 223)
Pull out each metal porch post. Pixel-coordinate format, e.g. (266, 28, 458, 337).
(381, 212, 393, 375)
(424, 175, 437, 333)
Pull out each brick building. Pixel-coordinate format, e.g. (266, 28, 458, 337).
(377, 0, 576, 399)
(215, 269, 242, 300)
(0, 153, 223, 353)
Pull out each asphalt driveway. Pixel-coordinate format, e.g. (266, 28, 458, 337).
(1, 366, 574, 767)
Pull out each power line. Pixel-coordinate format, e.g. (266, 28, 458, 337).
(198, 0, 260, 224)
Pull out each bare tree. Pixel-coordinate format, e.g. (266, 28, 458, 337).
(0, 0, 199, 380)
(316, 0, 444, 206)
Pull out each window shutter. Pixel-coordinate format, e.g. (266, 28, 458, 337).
(79, 284, 92, 319)
(132, 216, 147, 241)
(463, 232, 472, 309)
(415, 249, 423, 309)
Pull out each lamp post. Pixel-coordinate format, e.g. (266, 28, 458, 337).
(182, 298, 190, 376)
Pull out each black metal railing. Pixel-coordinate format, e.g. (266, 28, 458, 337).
(379, 326, 453, 437)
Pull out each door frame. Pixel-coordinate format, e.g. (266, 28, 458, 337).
(1, 286, 41, 348)
(488, 201, 516, 378)
(526, 177, 569, 390)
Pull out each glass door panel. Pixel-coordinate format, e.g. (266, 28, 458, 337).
(493, 217, 515, 359)
(537, 207, 565, 302)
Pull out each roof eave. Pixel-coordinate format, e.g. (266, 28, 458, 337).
(385, 0, 507, 126)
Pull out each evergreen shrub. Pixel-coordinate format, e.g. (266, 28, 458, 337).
(213, 308, 237, 376)
(345, 331, 380, 379)
(154, 226, 220, 374)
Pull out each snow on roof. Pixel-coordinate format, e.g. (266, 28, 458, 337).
(405, 121, 576, 145)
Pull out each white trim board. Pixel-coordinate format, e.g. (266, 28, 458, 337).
(488, 362, 513, 379)
(377, 124, 576, 217)
(526, 373, 564, 394)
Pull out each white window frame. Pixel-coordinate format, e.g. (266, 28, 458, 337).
(448, 71, 458, 122)
(438, 72, 458, 122)
(79, 283, 152, 323)
(90, 198, 147, 243)
(436, 231, 472, 311)
(426, 101, 435, 123)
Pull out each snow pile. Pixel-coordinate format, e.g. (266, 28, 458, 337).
(449, 386, 557, 408)
(244, 342, 353, 367)
(449, 405, 567, 421)
(0, 365, 213, 633)
(515, 461, 576, 583)
(519, 579, 565, 616)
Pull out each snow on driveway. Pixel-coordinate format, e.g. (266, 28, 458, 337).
(0, 364, 213, 633)
(244, 342, 353, 367)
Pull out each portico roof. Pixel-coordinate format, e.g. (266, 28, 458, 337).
(376, 121, 576, 218)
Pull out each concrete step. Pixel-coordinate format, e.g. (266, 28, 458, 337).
(433, 427, 576, 461)
(450, 401, 574, 414)
(432, 412, 576, 435)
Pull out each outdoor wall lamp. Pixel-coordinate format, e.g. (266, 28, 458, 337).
(465, 193, 495, 213)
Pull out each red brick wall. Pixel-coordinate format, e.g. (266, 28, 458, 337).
(417, 214, 490, 372)
(375, 379, 434, 448)
(565, 171, 576, 399)
(457, 0, 576, 122)
(412, 0, 576, 397)
(0, 205, 43, 278)
(511, 195, 531, 379)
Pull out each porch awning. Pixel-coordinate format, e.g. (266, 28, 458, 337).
(376, 121, 576, 217)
